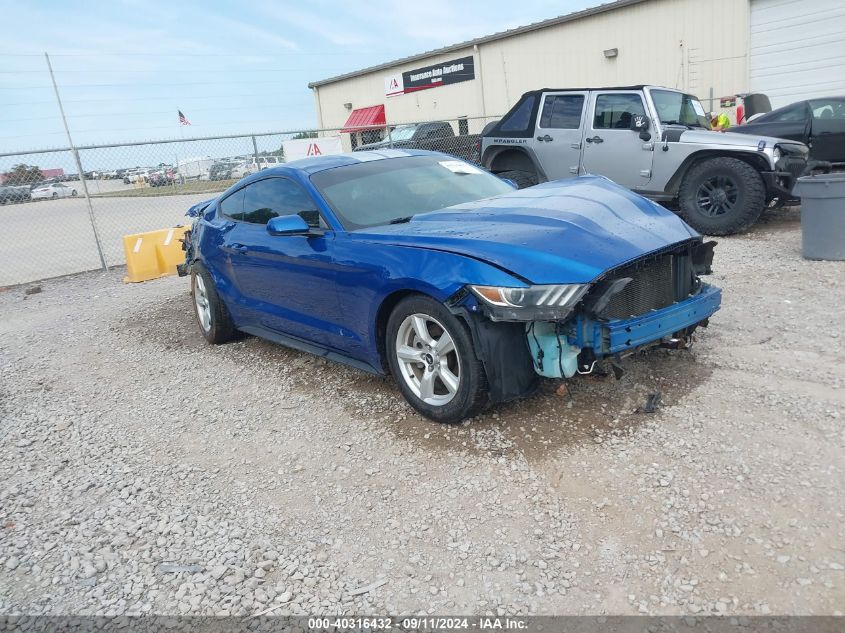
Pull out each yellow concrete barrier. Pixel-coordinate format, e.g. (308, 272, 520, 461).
(122, 225, 190, 283)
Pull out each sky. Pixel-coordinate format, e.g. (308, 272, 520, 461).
(0, 0, 602, 154)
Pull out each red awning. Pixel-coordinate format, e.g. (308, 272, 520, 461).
(340, 105, 386, 133)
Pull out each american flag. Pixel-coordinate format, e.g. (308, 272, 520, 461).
(178, 110, 191, 125)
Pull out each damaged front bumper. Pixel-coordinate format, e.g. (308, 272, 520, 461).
(526, 284, 721, 379)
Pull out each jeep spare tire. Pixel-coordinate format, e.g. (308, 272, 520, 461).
(678, 157, 766, 235)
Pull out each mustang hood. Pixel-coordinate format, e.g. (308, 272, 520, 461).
(353, 176, 698, 284)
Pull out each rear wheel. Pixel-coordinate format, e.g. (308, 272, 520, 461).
(678, 157, 766, 235)
(386, 296, 488, 423)
(51, 192, 58, 199)
(498, 169, 538, 189)
(71, 189, 77, 197)
(191, 263, 237, 344)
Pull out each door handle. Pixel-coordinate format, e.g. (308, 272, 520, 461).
(536, 134, 554, 142)
(585, 136, 604, 144)
(229, 243, 248, 254)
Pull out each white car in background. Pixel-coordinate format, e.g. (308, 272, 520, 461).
(31, 183, 78, 200)
(230, 156, 283, 179)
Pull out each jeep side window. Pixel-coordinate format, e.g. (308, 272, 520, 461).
(499, 95, 536, 133)
(539, 95, 585, 129)
(593, 94, 646, 129)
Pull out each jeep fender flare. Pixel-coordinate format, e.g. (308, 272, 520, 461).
(481, 146, 548, 182)
(665, 149, 772, 197)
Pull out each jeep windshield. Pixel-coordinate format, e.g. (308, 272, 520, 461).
(650, 89, 709, 128)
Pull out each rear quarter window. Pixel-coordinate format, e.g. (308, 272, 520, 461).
(497, 95, 537, 134)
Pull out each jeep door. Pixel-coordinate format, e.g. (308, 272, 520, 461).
(581, 91, 654, 189)
(531, 92, 588, 181)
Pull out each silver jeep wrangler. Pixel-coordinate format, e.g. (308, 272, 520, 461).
(480, 85, 809, 235)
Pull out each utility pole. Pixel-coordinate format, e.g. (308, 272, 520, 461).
(45, 52, 107, 270)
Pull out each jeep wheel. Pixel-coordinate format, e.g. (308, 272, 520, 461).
(498, 170, 538, 189)
(678, 157, 765, 235)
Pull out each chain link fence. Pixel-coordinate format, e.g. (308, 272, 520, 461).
(0, 115, 500, 288)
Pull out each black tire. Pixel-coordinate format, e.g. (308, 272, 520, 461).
(386, 295, 488, 423)
(678, 157, 766, 235)
(190, 263, 237, 344)
(51, 192, 58, 199)
(71, 190, 77, 197)
(498, 169, 538, 189)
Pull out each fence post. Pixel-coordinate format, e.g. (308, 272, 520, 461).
(386, 123, 393, 149)
(45, 52, 107, 271)
(252, 136, 259, 169)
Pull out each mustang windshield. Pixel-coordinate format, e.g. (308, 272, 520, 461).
(650, 89, 709, 128)
(311, 155, 514, 230)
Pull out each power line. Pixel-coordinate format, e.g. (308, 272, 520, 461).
(1, 91, 309, 106)
(0, 117, 316, 139)
(0, 67, 340, 74)
(0, 52, 360, 57)
(0, 78, 323, 89)
(4, 103, 314, 123)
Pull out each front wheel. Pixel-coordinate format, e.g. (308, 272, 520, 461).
(386, 296, 488, 423)
(678, 157, 766, 235)
(71, 190, 78, 197)
(51, 192, 58, 199)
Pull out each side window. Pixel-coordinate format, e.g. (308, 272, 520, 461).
(809, 99, 844, 120)
(593, 94, 646, 130)
(219, 188, 245, 221)
(766, 103, 807, 123)
(498, 95, 536, 133)
(241, 177, 322, 226)
(539, 95, 585, 129)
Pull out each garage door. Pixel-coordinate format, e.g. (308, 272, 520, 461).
(750, 0, 845, 108)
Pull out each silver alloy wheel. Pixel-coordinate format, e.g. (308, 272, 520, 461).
(395, 313, 461, 406)
(194, 275, 212, 333)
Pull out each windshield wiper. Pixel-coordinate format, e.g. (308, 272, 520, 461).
(389, 216, 413, 224)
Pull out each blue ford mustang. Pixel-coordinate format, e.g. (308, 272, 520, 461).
(180, 150, 721, 423)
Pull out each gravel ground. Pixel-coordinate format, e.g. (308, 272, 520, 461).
(1, 206, 843, 617)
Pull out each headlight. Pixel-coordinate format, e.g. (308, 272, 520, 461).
(470, 284, 588, 321)
(773, 147, 782, 161)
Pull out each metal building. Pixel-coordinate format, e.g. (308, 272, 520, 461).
(308, 0, 845, 139)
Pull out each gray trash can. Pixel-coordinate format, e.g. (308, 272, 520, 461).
(794, 172, 845, 261)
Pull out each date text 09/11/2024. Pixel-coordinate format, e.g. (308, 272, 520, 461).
(307, 616, 528, 630)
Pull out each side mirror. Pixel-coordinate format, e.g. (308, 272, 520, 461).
(266, 215, 310, 236)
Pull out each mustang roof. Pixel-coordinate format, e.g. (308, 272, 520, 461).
(274, 149, 435, 175)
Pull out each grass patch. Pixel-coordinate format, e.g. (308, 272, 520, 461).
(92, 179, 237, 198)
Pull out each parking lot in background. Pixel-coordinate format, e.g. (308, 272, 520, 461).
(1, 206, 843, 616)
(0, 190, 211, 287)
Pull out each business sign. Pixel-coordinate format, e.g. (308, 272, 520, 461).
(282, 136, 343, 162)
(385, 73, 404, 97)
(385, 55, 475, 97)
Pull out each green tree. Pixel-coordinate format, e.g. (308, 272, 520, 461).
(3, 164, 43, 186)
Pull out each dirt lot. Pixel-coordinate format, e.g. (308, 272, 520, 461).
(0, 207, 843, 617)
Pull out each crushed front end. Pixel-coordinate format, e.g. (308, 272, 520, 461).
(453, 239, 720, 399)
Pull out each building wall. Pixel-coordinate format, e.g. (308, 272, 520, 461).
(749, 0, 845, 108)
(312, 0, 751, 128)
